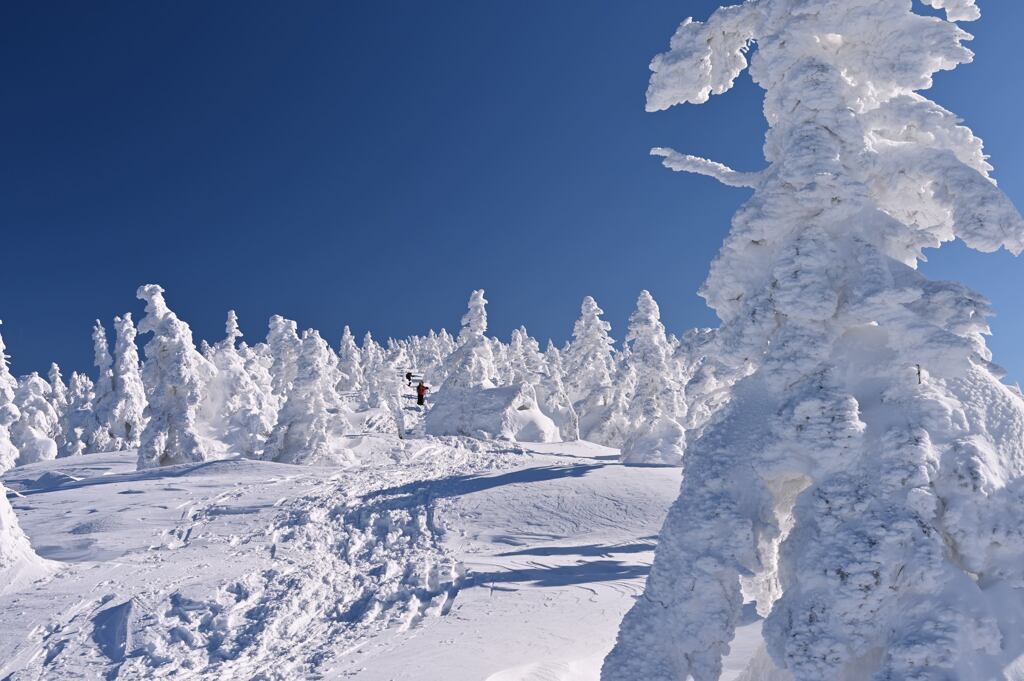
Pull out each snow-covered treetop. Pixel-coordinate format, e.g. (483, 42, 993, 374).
(459, 289, 488, 343)
(625, 291, 671, 367)
(136, 285, 174, 335)
(647, 0, 1024, 324)
(0, 321, 15, 398)
(222, 310, 242, 349)
(92, 319, 113, 387)
(564, 296, 616, 398)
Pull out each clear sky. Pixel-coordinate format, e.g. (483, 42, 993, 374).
(2, 2, 1023, 383)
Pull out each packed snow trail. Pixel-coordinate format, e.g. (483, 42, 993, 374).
(1, 438, 719, 680)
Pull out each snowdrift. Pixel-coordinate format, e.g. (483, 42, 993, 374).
(425, 382, 560, 443)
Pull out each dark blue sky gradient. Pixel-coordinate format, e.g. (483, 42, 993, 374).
(2, 2, 1022, 382)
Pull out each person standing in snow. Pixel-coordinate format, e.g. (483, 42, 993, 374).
(416, 381, 429, 407)
(405, 371, 413, 386)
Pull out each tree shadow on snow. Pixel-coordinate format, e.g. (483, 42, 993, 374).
(362, 464, 604, 503)
(467, 559, 649, 589)
(496, 541, 656, 558)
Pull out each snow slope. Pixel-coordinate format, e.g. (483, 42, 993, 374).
(1, 436, 719, 680)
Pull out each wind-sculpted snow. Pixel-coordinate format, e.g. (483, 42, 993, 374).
(604, 1, 1024, 680)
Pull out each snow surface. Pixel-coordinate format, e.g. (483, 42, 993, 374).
(0, 434, 780, 680)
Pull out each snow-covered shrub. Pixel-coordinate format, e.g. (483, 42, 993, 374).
(135, 284, 216, 469)
(603, 3, 1024, 680)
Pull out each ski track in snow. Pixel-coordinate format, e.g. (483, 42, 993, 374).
(0, 439, 709, 680)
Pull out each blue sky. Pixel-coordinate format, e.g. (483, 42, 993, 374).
(2, 2, 1023, 383)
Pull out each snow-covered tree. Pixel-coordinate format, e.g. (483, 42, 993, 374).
(539, 342, 580, 442)
(0, 322, 22, 472)
(58, 372, 95, 458)
(564, 296, 616, 402)
(11, 373, 59, 466)
(108, 314, 147, 449)
(563, 296, 618, 441)
(508, 327, 546, 386)
(618, 291, 685, 465)
(202, 311, 277, 458)
(48, 362, 68, 418)
(87, 320, 115, 452)
(604, 3, 1024, 680)
(336, 325, 363, 393)
(265, 329, 350, 464)
(0, 323, 49, 586)
(135, 284, 215, 469)
(441, 290, 497, 391)
(266, 315, 301, 400)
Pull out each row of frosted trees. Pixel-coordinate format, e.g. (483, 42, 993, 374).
(0, 284, 736, 474)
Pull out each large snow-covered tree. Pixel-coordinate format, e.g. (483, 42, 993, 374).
(618, 291, 685, 466)
(135, 285, 216, 469)
(0, 321, 49, 587)
(603, 2, 1024, 680)
(0, 322, 22, 472)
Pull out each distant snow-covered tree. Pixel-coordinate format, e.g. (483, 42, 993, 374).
(563, 296, 618, 441)
(604, 3, 1024, 680)
(336, 325, 363, 393)
(441, 290, 497, 391)
(47, 363, 68, 417)
(87, 320, 115, 452)
(508, 327, 546, 386)
(11, 373, 59, 466)
(618, 291, 685, 465)
(267, 315, 301, 400)
(539, 342, 580, 442)
(265, 329, 351, 465)
(135, 284, 215, 469)
(109, 313, 147, 450)
(58, 372, 95, 458)
(202, 311, 277, 458)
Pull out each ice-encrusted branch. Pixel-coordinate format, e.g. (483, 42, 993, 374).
(651, 147, 762, 189)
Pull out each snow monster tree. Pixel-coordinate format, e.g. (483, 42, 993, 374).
(603, 2, 1024, 680)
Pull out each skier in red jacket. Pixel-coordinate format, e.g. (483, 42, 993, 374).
(416, 381, 429, 407)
